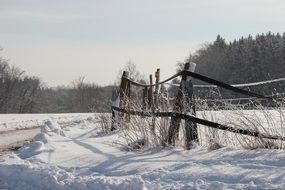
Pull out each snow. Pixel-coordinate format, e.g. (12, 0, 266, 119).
(0, 128, 40, 151)
(0, 113, 96, 132)
(1, 113, 285, 189)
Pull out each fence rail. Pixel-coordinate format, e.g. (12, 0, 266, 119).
(124, 70, 274, 100)
(194, 77, 285, 88)
(112, 106, 285, 141)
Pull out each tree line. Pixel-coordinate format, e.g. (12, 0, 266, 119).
(180, 32, 285, 99)
(2, 31, 285, 113)
(0, 57, 40, 113)
(0, 53, 114, 113)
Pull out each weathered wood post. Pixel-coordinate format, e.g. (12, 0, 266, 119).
(119, 71, 129, 128)
(184, 62, 198, 149)
(167, 63, 190, 145)
(154, 68, 160, 110)
(148, 75, 153, 110)
(126, 82, 131, 123)
(111, 89, 119, 131)
(149, 74, 155, 132)
(167, 62, 198, 148)
(142, 87, 148, 117)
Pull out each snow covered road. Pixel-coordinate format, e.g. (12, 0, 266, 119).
(0, 113, 95, 155)
(0, 128, 40, 155)
(0, 113, 96, 132)
(1, 114, 285, 189)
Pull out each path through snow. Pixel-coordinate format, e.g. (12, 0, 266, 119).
(0, 128, 40, 155)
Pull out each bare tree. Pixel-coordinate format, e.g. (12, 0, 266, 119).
(115, 61, 147, 85)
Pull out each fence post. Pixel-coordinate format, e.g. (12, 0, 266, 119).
(147, 75, 153, 110)
(119, 71, 129, 128)
(149, 74, 155, 131)
(142, 87, 148, 117)
(154, 68, 160, 110)
(126, 82, 131, 122)
(184, 62, 198, 149)
(167, 63, 190, 146)
(111, 89, 119, 131)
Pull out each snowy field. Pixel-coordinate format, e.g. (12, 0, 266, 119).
(1, 113, 285, 189)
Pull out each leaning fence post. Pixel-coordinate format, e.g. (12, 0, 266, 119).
(167, 63, 190, 146)
(184, 62, 198, 149)
(119, 71, 129, 128)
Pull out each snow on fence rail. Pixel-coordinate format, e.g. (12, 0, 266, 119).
(195, 77, 285, 88)
(111, 62, 285, 149)
(167, 77, 285, 88)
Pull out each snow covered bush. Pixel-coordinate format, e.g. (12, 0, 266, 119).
(98, 113, 112, 133)
(115, 91, 172, 151)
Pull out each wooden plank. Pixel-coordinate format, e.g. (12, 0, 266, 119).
(112, 106, 285, 141)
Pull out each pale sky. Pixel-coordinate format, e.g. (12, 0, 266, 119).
(1, 0, 285, 87)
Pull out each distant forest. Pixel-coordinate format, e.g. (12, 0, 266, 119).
(187, 32, 285, 84)
(176, 32, 285, 99)
(1, 32, 285, 113)
(0, 58, 114, 113)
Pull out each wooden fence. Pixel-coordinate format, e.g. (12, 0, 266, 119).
(112, 62, 284, 150)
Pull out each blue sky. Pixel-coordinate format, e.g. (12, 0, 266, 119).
(1, 0, 285, 86)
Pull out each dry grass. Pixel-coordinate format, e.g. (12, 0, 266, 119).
(196, 98, 285, 150)
(110, 87, 285, 151)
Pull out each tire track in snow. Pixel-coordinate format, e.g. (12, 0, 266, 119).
(0, 128, 40, 155)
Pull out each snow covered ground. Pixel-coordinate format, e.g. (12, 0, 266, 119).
(0, 128, 40, 154)
(1, 113, 285, 189)
(0, 113, 96, 155)
(0, 113, 96, 132)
